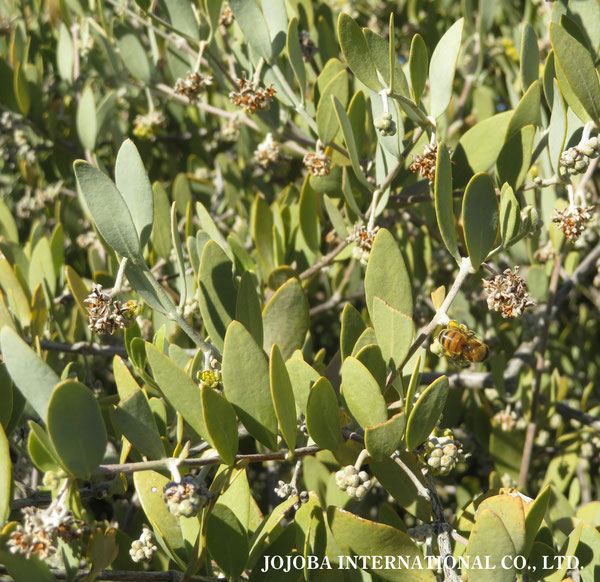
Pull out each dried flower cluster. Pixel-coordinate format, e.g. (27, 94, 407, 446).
(133, 110, 166, 140)
(163, 476, 212, 518)
(559, 137, 600, 176)
(493, 406, 518, 432)
(303, 150, 331, 176)
(552, 205, 595, 241)
(174, 72, 213, 100)
(229, 74, 275, 113)
(299, 31, 318, 60)
(15, 183, 61, 218)
(482, 267, 535, 318)
(253, 133, 281, 168)
(335, 466, 372, 500)
(348, 223, 379, 264)
(219, 1, 234, 27)
(0, 110, 36, 168)
(129, 526, 157, 563)
(417, 430, 465, 476)
(7, 504, 85, 560)
(85, 284, 136, 334)
(409, 142, 439, 181)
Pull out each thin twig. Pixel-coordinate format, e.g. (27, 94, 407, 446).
(391, 452, 430, 500)
(299, 240, 349, 281)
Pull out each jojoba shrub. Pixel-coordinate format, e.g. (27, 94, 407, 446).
(0, 0, 599, 581)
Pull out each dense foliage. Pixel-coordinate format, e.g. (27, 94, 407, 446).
(0, 0, 600, 581)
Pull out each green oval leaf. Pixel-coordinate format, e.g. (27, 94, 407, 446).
(202, 385, 239, 466)
(229, 0, 273, 62)
(74, 161, 142, 261)
(462, 172, 499, 270)
(269, 345, 298, 452)
(207, 504, 249, 578)
(222, 321, 278, 450)
(306, 377, 342, 451)
(550, 22, 600, 123)
(198, 241, 237, 353)
(496, 124, 535, 190)
(76, 83, 97, 151)
(338, 12, 382, 92)
(286, 18, 306, 97)
(316, 69, 349, 145)
(506, 80, 541, 138)
(299, 177, 320, 254)
(341, 357, 387, 428)
(499, 183, 521, 246)
(0, 424, 11, 525)
(117, 33, 151, 84)
(434, 142, 460, 262)
(145, 342, 209, 441)
(365, 228, 413, 318)
(285, 357, 320, 414)
(340, 303, 366, 361)
(327, 507, 436, 581)
(405, 375, 449, 450)
(365, 412, 406, 461)
(235, 271, 263, 348)
(548, 80, 567, 174)
(429, 18, 464, 119)
(372, 297, 414, 371)
(0, 327, 60, 423)
(409, 34, 428, 103)
(47, 380, 107, 478)
(262, 278, 309, 360)
(115, 139, 154, 248)
(520, 22, 538, 93)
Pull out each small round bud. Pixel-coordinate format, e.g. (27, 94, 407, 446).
(427, 457, 441, 469)
(355, 485, 367, 500)
(343, 465, 357, 477)
(346, 486, 357, 498)
(358, 471, 370, 483)
(42, 471, 60, 490)
(347, 474, 360, 488)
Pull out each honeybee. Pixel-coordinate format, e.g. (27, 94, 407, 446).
(434, 321, 489, 367)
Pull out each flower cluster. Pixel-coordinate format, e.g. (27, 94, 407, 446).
(373, 112, 396, 136)
(174, 72, 213, 100)
(15, 183, 61, 219)
(482, 267, 535, 319)
(129, 526, 157, 563)
(133, 110, 166, 140)
(219, 1, 234, 27)
(335, 466, 372, 500)
(559, 137, 600, 176)
(274, 481, 309, 510)
(417, 431, 465, 476)
(0, 111, 36, 169)
(229, 74, 275, 113)
(299, 31, 318, 61)
(303, 151, 331, 176)
(181, 295, 200, 319)
(163, 475, 212, 518)
(552, 205, 595, 241)
(409, 142, 439, 182)
(197, 368, 222, 388)
(493, 406, 518, 432)
(84, 284, 137, 335)
(253, 133, 281, 168)
(347, 223, 379, 264)
(7, 504, 85, 560)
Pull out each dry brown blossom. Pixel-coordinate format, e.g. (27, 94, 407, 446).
(229, 74, 275, 113)
(409, 142, 439, 181)
(7, 504, 85, 560)
(219, 1, 234, 27)
(551, 205, 595, 241)
(84, 284, 135, 334)
(174, 72, 213, 100)
(303, 151, 331, 176)
(347, 223, 379, 264)
(253, 133, 280, 168)
(482, 267, 535, 318)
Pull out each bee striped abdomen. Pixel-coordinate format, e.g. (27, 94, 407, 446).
(438, 329, 466, 356)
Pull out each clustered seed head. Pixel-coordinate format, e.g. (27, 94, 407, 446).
(84, 285, 138, 335)
(417, 430, 465, 476)
(299, 31, 318, 61)
(559, 137, 600, 176)
(409, 143, 439, 182)
(174, 72, 213, 100)
(253, 133, 281, 168)
(7, 505, 85, 560)
(551, 205, 595, 241)
(347, 223, 379, 265)
(482, 267, 535, 319)
(229, 74, 276, 113)
(129, 526, 157, 563)
(335, 466, 371, 500)
(163, 476, 212, 518)
(197, 368, 222, 388)
(219, 1, 234, 27)
(133, 110, 166, 140)
(222, 114, 242, 141)
(373, 112, 396, 136)
(303, 151, 331, 176)
(493, 406, 518, 432)
(274, 480, 298, 499)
